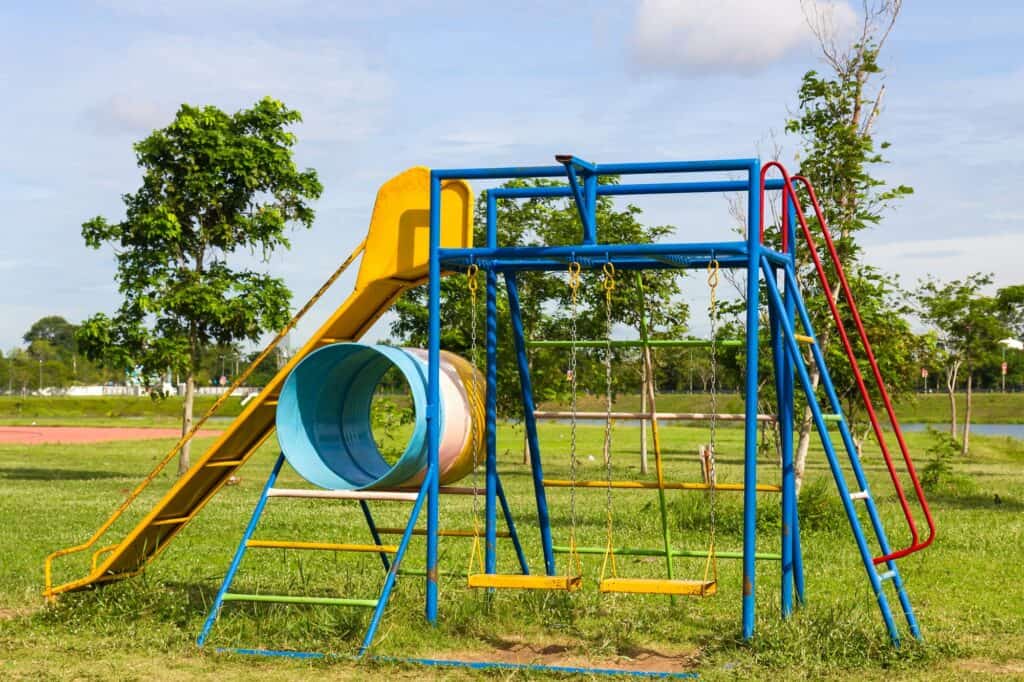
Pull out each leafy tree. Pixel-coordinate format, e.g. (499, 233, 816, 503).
(775, 1, 914, 490)
(23, 316, 78, 358)
(77, 97, 322, 475)
(390, 178, 687, 420)
(914, 274, 1014, 454)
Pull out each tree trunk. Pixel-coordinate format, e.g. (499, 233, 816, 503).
(945, 361, 960, 439)
(178, 374, 195, 477)
(793, 360, 821, 495)
(961, 371, 973, 455)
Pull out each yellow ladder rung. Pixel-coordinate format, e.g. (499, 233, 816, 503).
(205, 459, 245, 468)
(795, 334, 815, 344)
(375, 527, 512, 538)
(542, 479, 781, 493)
(467, 573, 582, 591)
(599, 578, 717, 596)
(151, 516, 191, 526)
(246, 540, 397, 553)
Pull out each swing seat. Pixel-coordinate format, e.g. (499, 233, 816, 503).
(467, 573, 583, 591)
(599, 577, 717, 596)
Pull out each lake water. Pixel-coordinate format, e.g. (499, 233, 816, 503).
(902, 423, 1024, 440)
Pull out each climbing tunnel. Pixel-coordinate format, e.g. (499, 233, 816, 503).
(275, 343, 484, 490)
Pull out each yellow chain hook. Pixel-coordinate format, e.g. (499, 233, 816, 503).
(568, 261, 581, 303)
(707, 259, 720, 310)
(602, 261, 616, 305)
(466, 263, 479, 295)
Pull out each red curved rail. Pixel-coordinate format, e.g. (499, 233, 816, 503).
(759, 161, 936, 565)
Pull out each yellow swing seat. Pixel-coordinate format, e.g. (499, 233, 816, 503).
(599, 577, 716, 597)
(467, 573, 582, 591)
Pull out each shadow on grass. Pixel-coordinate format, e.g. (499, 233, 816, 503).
(0, 466, 131, 481)
(926, 491, 1024, 511)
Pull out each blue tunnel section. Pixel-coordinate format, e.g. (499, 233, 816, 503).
(275, 343, 435, 491)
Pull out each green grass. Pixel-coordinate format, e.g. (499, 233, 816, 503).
(3, 391, 1022, 428)
(1, 421, 1023, 679)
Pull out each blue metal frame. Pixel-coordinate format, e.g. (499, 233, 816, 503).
(203, 153, 924, 671)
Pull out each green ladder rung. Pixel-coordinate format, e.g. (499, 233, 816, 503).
(221, 592, 378, 608)
(822, 413, 843, 423)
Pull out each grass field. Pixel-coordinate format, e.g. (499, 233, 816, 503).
(1, 418, 1022, 680)
(2, 391, 1022, 427)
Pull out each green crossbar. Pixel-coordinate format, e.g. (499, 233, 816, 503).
(528, 338, 743, 349)
(822, 413, 844, 423)
(552, 545, 782, 561)
(221, 592, 378, 608)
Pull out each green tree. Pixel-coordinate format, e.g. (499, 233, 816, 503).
(390, 178, 687, 419)
(776, 1, 914, 489)
(914, 274, 1014, 454)
(77, 97, 322, 475)
(23, 316, 78, 358)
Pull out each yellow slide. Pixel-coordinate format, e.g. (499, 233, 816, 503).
(44, 168, 473, 597)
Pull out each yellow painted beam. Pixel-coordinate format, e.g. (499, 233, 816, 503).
(795, 334, 815, 344)
(541, 479, 782, 493)
(467, 573, 583, 591)
(246, 540, 397, 553)
(374, 527, 512, 538)
(599, 578, 717, 596)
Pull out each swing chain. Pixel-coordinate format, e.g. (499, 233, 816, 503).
(602, 261, 617, 577)
(466, 264, 482, 568)
(567, 261, 582, 572)
(706, 259, 720, 576)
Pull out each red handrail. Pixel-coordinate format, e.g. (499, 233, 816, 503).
(760, 161, 936, 565)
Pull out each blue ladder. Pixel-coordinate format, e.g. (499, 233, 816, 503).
(761, 256, 921, 644)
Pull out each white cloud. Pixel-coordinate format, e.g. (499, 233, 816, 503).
(630, 0, 856, 75)
(864, 233, 1024, 290)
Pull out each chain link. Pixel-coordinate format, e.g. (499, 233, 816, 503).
(567, 262, 581, 551)
(467, 264, 481, 529)
(602, 262, 616, 574)
(706, 259, 720, 571)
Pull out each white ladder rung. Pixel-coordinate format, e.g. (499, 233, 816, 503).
(267, 488, 419, 502)
(849, 490, 871, 501)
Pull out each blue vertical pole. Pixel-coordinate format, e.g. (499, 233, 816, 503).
(485, 267, 499, 574)
(769, 276, 793, 618)
(583, 172, 598, 244)
(197, 452, 285, 646)
(426, 173, 442, 622)
(742, 160, 762, 640)
(785, 191, 805, 605)
(505, 272, 556, 574)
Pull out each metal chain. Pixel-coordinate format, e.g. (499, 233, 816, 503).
(467, 264, 481, 530)
(706, 259, 720, 573)
(602, 262, 616, 572)
(567, 262, 582, 556)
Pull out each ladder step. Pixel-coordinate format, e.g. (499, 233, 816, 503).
(542, 479, 782, 493)
(822, 414, 843, 423)
(206, 459, 245, 468)
(599, 577, 717, 596)
(267, 488, 419, 502)
(374, 527, 512, 538)
(849, 490, 871, 500)
(794, 334, 815, 344)
(221, 592, 378, 608)
(246, 540, 397, 553)
(878, 570, 897, 582)
(534, 410, 775, 422)
(467, 573, 582, 591)
(317, 337, 352, 345)
(151, 516, 190, 526)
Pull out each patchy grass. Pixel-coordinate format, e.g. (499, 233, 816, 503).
(0, 421, 1022, 680)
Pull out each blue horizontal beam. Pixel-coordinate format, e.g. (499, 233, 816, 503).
(487, 178, 785, 201)
(439, 255, 749, 273)
(433, 158, 758, 181)
(440, 241, 745, 262)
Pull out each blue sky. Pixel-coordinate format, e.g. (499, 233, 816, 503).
(1, 1, 1021, 350)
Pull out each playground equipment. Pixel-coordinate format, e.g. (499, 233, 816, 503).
(44, 155, 935, 675)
